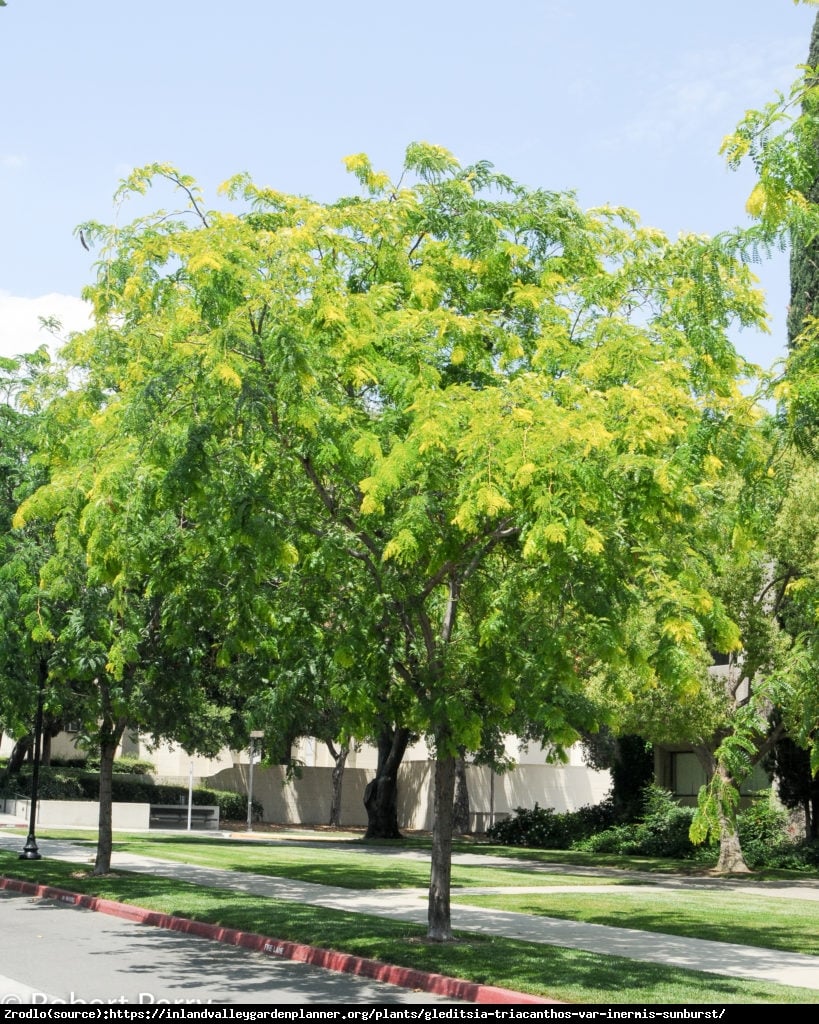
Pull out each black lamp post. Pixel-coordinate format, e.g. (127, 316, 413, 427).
(19, 661, 45, 860)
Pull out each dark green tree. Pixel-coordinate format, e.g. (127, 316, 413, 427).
(767, 731, 819, 839)
(788, 13, 819, 349)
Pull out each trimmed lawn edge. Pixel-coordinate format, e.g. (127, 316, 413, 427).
(0, 874, 558, 1006)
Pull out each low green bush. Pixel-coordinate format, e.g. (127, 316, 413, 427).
(495, 786, 818, 867)
(734, 799, 808, 869)
(492, 785, 698, 858)
(0, 766, 257, 820)
(48, 756, 156, 774)
(487, 800, 617, 849)
(632, 785, 696, 858)
(486, 805, 571, 848)
(575, 822, 642, 855)
(115, 757, 156, 775)
(30, 770, 86, 801)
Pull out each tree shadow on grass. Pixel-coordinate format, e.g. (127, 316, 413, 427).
(116, 835, 434, 889)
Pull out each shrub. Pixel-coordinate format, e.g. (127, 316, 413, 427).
(632, 784, 697, 858)
(790, 840, 819, 868)
(487, 805, 572, 848)
(562, 786, 698, 859)
(487, 800, 616, 849)
(117, 757, 155, 775)
(736, 799, 795, 868)
(571, 800, 618, 834)
(575, 823, 642, 855)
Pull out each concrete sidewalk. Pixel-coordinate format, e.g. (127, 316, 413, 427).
(1, 829, 818, 993)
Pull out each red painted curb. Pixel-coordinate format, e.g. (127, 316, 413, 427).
(1, 875, 559, 1004)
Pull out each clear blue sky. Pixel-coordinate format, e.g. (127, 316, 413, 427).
(0, 0, 815, 366)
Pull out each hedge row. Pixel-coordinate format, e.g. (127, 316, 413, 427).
(48, 756, 156, 775)
(0, 766, 257, 821)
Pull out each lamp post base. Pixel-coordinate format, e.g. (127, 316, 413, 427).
(19, 834, 41, 860)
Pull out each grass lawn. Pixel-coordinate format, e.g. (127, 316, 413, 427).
(2, 828, 639, 888)
(108, 833, 637, 889)
(454, 888, 819, 956)
(1, 850, 817, 1004)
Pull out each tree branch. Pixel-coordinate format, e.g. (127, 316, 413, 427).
(296, 453, 384, 585)
(418, 518, 519, 603)
(165, 172, 209, 228)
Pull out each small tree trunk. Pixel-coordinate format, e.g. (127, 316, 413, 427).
(452, 749, 470, 835)
(716, 822, 750, 873)
(94, 737, 118, 874)
(94, 713, 127, 876)
(327, 740, 349, 828)
(363, 725, 409, 839)
(428, 751, 456, 941)
(714, 764, 750, 874)
(694, 744, 750, 874)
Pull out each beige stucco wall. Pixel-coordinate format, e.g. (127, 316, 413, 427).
(119, 733, 239, 777)
(207, 758, 611, 830)
(2, 728, 610, 831)
(208, 764, 373, 826)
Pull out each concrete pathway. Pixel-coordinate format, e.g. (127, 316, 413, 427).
(2, 827, 818, 993)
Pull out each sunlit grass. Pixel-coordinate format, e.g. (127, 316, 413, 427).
(454, 888, 819, 956)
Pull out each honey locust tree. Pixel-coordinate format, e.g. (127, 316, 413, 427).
(0, 349, 62, 778)
(0, 349, 93, 780)
(13, 359, 250, 873)
(63, 148, 764, 938)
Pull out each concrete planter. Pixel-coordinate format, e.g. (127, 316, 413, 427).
(2, 798, 150, 830)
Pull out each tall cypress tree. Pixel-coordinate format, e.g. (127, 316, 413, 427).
(788, 13, 819, 347)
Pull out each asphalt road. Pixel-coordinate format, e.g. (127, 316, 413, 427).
(0, 891, 462, 1006)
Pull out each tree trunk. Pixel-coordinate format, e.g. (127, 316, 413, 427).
(327, 740, 349, 828)
(428, 751, 456, 941)
(715, 822, 750, 873)
(94, 737, 118, 874)
(452, 749, 470, 835)
(94, 718, 127, 875)
(714, 763, 750, 874)
(4, 733, 32, 776)
(40, 715, 63, 767)
(693, 744, 750, 873)
(363, 725, 409, 839)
